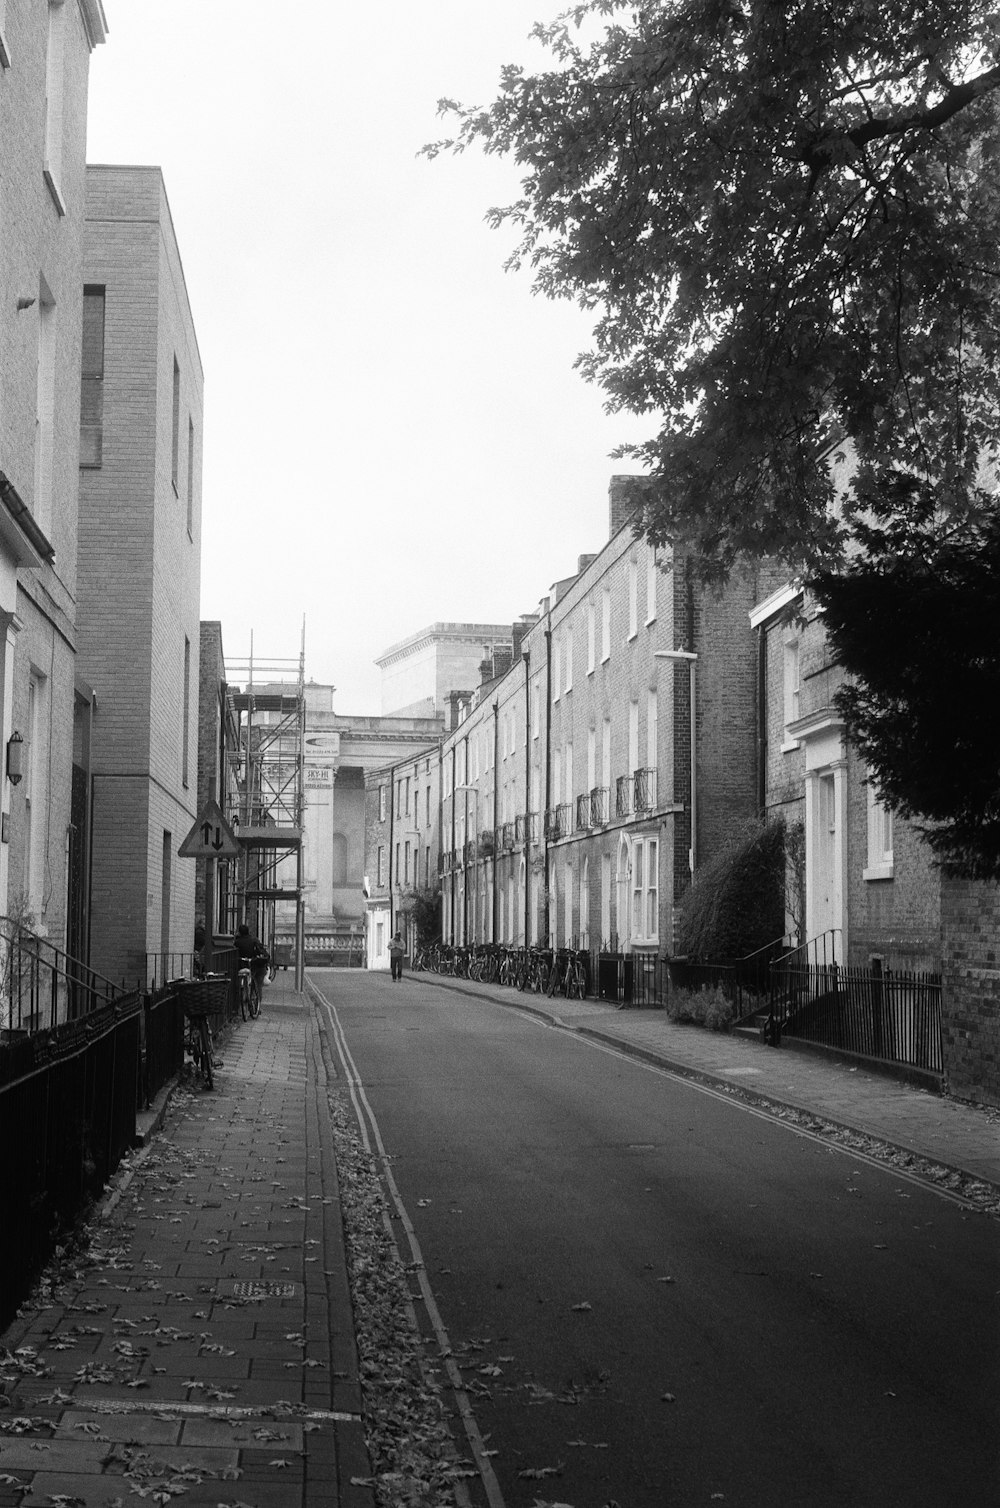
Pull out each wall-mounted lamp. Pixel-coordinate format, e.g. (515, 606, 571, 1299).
(7, 730, 24, 785)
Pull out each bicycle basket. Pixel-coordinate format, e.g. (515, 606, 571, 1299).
(179, 975, 228, 1018)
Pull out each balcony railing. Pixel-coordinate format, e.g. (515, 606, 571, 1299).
(544, 807, 564, 841)
(616, 774, 632, 819)
(576, 793, 591, 831)
(515, 812, 533, 846)
(480, 829, 495, 858)
(590, 786, 609, 825)
(500, 821, 516, 853)
(634, 767, 657, 813)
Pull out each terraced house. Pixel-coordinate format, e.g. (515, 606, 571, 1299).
(0, 0, 108, 961)
(436, 479, 769, 973)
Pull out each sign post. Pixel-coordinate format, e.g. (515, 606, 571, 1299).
(179, 780, 240, 975)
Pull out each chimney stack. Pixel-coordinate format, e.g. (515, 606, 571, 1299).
(609, 474, 643, 539)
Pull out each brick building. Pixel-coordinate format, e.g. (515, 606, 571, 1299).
(436, 477, 765, 956)
(363, 746, 442, 970)
(753, 578, 999, 1104)
(0, 0, 108, 954)
(75, 165, 203, 985)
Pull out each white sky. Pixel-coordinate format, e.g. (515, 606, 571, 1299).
(85, 2, 648, 713)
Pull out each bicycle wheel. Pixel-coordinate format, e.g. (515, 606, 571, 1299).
(249, 980, 261, 1019)
(566, 962, 585, 1000)
(239, 977, 249, 1022)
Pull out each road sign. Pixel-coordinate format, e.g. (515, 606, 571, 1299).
(178, 798, 240, 859)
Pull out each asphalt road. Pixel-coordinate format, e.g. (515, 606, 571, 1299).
(313, 970, 999, 1508)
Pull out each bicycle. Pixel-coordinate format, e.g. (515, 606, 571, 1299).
(184, 1007, 214, 1090)
(546, 948, 588, 999)
(238, 965, 260, 1021)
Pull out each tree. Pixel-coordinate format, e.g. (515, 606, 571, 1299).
(427, 1, 1000, 582)
(811, 472, 1000, 879)
(676, 818, 788, 959)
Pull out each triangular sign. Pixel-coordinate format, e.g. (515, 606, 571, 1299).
(178, 798, 241, 858)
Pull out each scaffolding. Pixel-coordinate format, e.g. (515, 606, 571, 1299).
(224, 628, 306, 991)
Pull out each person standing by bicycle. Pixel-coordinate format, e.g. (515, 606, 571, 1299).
(235, 922, 269, 1005)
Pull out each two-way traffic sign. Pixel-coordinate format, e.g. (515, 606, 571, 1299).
(178, 798, 240, 859)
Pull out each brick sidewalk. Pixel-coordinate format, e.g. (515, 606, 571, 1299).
(405, 968, 1000, 1190)
(0, 982, 373, 1508)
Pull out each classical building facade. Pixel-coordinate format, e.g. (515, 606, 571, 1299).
(256, 682, 444, 962)
(0, 0, 108, 949)
(375, 621, 514, 717)
(76, 165, 203, 985)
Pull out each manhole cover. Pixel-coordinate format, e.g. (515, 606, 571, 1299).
(228, 1280, 297, 1298)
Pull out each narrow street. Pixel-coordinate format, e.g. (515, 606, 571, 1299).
(314, 969, 1000, 1508)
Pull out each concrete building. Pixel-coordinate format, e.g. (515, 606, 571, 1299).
(375, 621, 514, 717)
(246, 680, 444, 963)
(0, 0, 108, 957)
(75, 165, 203, 985)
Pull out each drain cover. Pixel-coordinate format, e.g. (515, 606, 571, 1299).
(228, 1280, 297, 1298)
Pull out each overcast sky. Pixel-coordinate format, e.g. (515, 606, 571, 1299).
(85, 2, 648, 713)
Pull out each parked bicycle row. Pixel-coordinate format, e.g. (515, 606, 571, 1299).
(411, 941, 590, 999)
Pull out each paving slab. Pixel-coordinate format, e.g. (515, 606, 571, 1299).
(0, 979, 373, 1508)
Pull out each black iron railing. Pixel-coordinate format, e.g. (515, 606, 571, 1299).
(590, 786, 609, 825)
(2, 918, 122, 1033)
(634, 767, 657, 812)
(145, 951, 198, 991)
(576, 793, 591, 830)
(1, 988, 143, 1329)
(770, 942, 942, 1070)
(616, 774, 632, 818)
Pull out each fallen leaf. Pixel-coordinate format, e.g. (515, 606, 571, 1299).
(519, 1463, 564, 1480)
(570, 1301, 592, 1312)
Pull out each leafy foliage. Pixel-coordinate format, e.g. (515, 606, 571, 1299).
(408, 886, 442, 946)
(811, 472, 1000, 879)
(428, 1, 1000, 580)
(665, 983, 734, 1032)
(676, 819, 786, 960)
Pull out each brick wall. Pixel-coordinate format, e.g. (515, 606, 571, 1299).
(940, 875, 1000, 1106)
(77, 167, 203, 981)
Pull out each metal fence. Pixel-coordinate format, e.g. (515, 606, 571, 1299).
(594, 950, 667, 1006)
(0, 990, 143, 1328)
(773, 956, 943, 1071)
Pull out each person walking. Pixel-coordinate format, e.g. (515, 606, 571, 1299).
(235, 922, 270, 1003)
(389, 930, 405, 982)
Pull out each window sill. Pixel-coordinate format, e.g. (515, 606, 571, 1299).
(780, 738, 801, 754)
(0, 27, 11, 67)
(863, 862, 894, 882)
(627, 631, 638, 644)
(645, 614, 656, 627)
